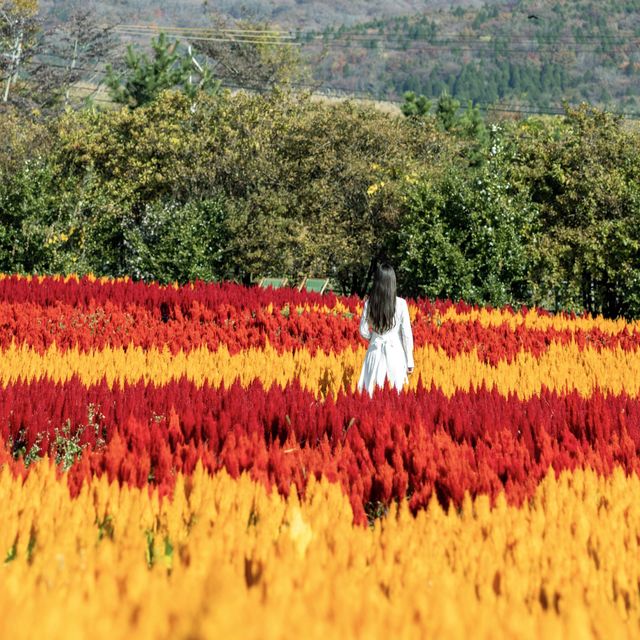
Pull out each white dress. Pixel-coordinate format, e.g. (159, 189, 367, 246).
(357, 296, 414, 396)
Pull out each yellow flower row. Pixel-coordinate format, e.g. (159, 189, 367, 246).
(1, 462, 639, 639)
(0, 273, 130, 285)
(428, 305, 640, 334)
(2, 341, 640, 398)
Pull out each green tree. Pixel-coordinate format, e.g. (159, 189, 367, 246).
(506, 104, 640, 318)
(0, 108, 61, 272)
(121, 197, 231, 284)
(6, 80, 640, 316)
(52, 90, 226, 276)
(401, 91, 431, 117)
(199, 90, 447, 294)
(393, 158, 536, 306)
(105, 33, 220, 108)
(458, 101, 489, 166)
(435, 92, 460, 132)
(47, 89, 451, 290)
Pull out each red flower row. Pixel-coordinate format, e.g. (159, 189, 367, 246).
(1, 298, 638, 360)
(1, 377, 638, 524)
(0, 275, 351, 311)
(0, 275, 515, 314)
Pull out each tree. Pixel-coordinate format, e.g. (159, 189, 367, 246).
(50, 89, 448, 292)
(400, 91, 431, 117)
(506, 104, 640, 318)
(411, 91, 489, 167)
(458, 101, 489, 166)
(191, 11, 304, 93)
(393, 159, 536, 305)
(0, 106, 56, 272)
(106, 32, 220, 109)
(0, 0, 39, 104)
(1, 3, 118, 114)
(121, 197, 231, 284)
(435, 92, 460, 132)
(26, 6, 118, 112)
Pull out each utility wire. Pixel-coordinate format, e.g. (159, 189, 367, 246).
(114, 24, 293, 36)
(114, 24, 299, 46)
(115, 22, 640, 43)
(300, 32, 640, 44)
(112, 23, 640, 52)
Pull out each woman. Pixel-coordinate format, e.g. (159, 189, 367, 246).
(357, 263, 414, 396)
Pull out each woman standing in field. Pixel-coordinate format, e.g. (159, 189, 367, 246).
(357, 262, 414, 396)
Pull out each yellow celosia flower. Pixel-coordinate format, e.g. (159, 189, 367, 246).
(1, 464, 639, 639)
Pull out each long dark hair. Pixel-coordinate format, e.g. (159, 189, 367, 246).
(367, 263, 397, 333)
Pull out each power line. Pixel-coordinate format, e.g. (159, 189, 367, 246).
(114, 25, 299, 46)
(114, 24, 293, 36)
(112, 23, 640, 53)
(298, 38, 638, 54)
(114, 21, 640, 44)
(301, 31, 640, 44)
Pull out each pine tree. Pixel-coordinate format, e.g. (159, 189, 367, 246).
(106, 33, 220, 109)
(435, 92, 460, 131)
(459, 101, 489, 166)
(401, 91, 431, 117)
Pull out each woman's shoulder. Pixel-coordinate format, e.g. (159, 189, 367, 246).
(395, 296, 408, 307)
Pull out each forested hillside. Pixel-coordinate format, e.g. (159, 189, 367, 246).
(38, 0, 640, 114)
(307, 0, 640, 113)
(40, 0, 492, 29)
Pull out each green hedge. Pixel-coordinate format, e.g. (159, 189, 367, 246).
(1, 92, 639, 317)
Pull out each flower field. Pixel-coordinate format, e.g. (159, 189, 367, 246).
(1, 274, 640, 639)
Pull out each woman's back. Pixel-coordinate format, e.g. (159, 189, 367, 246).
(364, 296, 405, 338)
(358, 294, 414, 396)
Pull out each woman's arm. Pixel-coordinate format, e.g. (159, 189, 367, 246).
(401, 299, 414, 371)
(359, 300, 372, 340)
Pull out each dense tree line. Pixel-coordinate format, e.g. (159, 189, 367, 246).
(1, 84, 639, 317)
